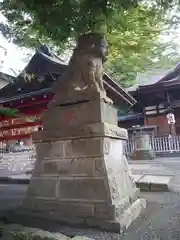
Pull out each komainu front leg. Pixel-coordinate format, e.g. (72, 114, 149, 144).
(95, 65, 113, 104)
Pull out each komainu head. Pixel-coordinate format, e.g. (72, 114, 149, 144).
(76, 33, 108, 63)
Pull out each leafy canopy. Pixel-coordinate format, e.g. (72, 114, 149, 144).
(0, 0, 138, 46)
(0, 0, 179, 86)
(105, 6, 165, 86)
(0, 0, 171, 46)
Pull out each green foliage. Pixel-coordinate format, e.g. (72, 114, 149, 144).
(0, 107, 18, 116)
(11, 231, 31, 240)
(105, 6, 164, 86)
(0, 0, 179, 86)
(11, 231, 55, 240)
(104, 6, 180, 86)
(107, 52, 180, 87)
(105, 49, 179, 87)
(0, 0, 139, 47)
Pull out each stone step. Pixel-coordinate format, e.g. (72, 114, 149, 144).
(133, 174, 173, 192)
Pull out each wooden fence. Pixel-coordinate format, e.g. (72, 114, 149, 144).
(124, 136, 180, 156)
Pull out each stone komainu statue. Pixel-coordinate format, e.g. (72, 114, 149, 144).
(52, 33, 111, 103)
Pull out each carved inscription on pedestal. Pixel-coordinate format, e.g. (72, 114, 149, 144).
(62, 108, 76, 125)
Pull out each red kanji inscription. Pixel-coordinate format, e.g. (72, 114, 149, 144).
(63, 109, 76, 125)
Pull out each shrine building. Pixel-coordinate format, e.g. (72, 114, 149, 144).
(120, 65, 180, 136)
(0, 45, 136, 144)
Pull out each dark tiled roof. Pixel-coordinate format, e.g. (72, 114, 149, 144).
(118, 113, 143, 121)
(158, 62, 180, 83)
(0, 72, 16, 83)
(0, 48, 65, 99)
(130, 64, 180, 93)
(127, 125, 157, 131)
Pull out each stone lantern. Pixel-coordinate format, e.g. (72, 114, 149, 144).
(132, 131, 155, 160)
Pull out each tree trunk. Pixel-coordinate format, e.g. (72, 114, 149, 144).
(52, 33, 113, 105)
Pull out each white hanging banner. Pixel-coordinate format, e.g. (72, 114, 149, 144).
(166, 113, 175, 124)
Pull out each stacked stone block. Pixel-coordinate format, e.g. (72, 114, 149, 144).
(23, 99, 146, 232)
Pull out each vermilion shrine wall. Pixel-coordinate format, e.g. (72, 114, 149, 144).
(145, 115, 175, 136)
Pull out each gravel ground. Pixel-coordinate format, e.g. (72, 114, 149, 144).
(1, 185, 180, 240)
(1, 155, 180, 239)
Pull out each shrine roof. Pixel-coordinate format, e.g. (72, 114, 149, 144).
(0, 45, 136, 106)
(127, 125, 158, 131)
(118, 112, 143, 122)
(127, 64, 180, 93)
(0, 72, 16, 85)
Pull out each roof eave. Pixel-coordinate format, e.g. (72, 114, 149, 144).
(104, 73, 137, 106)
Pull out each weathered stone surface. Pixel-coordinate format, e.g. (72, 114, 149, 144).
(115, 196, 132, 218)
(101, 101, 117, 125)
(137, 175, 172, 192)
(35, 141, 65, 160)
(50, 86, 104, 107)
(35, 137, 122, 161)
(84, 218, 121, 232)
(104, 153, 136, 203)
(63, 138, 103, 158)
(34, 137, 128, 162)
(104, 138, 124, 158)
(33, 161, 43, 176)
(35, 142, 52, 160)
(23, 198, 94, 218)
(94, 158, 106, 177)
(33, 123, 128, 142)
(94, 203, 115, 220)
(85, 198, 146, 233)
(49, 141, 65, 158)
(72, 236, 94, 240)
(24, 99, 145, 232)
(118, 198, 146, 231)
(132, 133, 155, 160)
(43, 100, 117, 130)
(49, 89, 95, 107)
(25, 177, 58, 199)
(58, 178, 111, 202)
(132, 149, 155, 160)
(43, 158, 106, 177)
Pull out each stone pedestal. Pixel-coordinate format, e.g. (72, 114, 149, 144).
(132, 132, 155, 160)
(23, 99, 146, 233)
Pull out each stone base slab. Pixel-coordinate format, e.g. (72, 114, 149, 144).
(23, 134, 144, 232)
(49, 89, 112, 108)
(23, 188, 140, 221)
(21, 197, 146, 233)
(43, 99, 117, 130)
(33, 123, 128, 142)
(132, 149, 155, 160)
(136, 175, 172, 192)
(2, 213, 128, 239)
